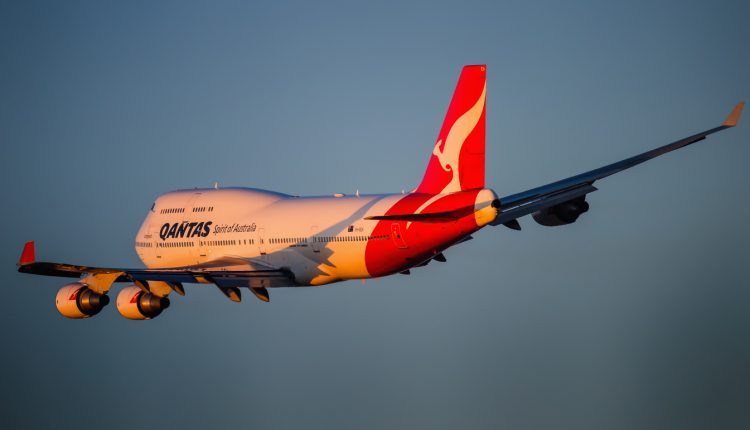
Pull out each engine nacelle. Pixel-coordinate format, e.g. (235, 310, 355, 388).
(533, 196, 590, 226)
(116, 285, 170, 320)
(55, 283, 110, 319)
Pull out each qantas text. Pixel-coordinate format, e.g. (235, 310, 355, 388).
(159, 221, 213, 240)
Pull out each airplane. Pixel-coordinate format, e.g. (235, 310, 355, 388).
(16, 65, 744, 320)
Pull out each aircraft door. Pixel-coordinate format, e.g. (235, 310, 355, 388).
(310, 226, 320, 252)
(148, 224, 162, 261)
(258, 228, 267, 255)
(197, 235, 209, 261)
(187, 193, 208, 262)
(391, 223, 408, 249)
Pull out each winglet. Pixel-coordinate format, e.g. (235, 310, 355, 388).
(18, 240, 35, 266)
(723, 102, 744, 127)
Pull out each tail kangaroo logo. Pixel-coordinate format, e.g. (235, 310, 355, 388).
(416, 65, 487, 196)
(431, 82, 486, 194)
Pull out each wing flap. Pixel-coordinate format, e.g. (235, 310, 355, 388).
(210, 271, 296, 289)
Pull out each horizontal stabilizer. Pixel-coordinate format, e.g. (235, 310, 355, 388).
(366, 205, 476, 223)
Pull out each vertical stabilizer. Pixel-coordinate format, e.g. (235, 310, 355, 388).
(416, 65, 486, 194)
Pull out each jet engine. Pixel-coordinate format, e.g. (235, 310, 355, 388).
(55, 283, 110, 319)
(116, 285, 170, 320)
(533, 196, 590, 226)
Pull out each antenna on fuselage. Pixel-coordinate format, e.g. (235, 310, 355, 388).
(213, 182, 219, 189)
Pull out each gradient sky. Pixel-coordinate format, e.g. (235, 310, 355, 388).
(1, 1, 749, 429)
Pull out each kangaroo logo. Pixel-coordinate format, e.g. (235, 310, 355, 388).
(431, 82, 486, 194)
(406, 82, 487, 226)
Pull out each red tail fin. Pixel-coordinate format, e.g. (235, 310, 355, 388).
(416, 65, 486, 194)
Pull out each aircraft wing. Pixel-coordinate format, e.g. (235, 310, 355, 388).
(16, 241, 295, 291)
(492, 102, 744, 227)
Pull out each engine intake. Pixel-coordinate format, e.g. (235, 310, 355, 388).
(55, 283, 110, 319)
(116, 285, 170, 320)
(533, 196, 590, 226)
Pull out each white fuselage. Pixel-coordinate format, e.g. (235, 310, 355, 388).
(135, 187, 498, 286)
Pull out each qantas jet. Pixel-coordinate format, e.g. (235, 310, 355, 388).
(17, 65, 744, 320)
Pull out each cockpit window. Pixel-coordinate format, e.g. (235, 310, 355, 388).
(150, 202, 155, 212)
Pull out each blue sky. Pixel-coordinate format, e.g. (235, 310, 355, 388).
(1, 1, 749, 429)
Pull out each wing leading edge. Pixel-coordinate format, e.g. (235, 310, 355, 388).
(492, 102, 744, 226)
(16, 241, 294, 288)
